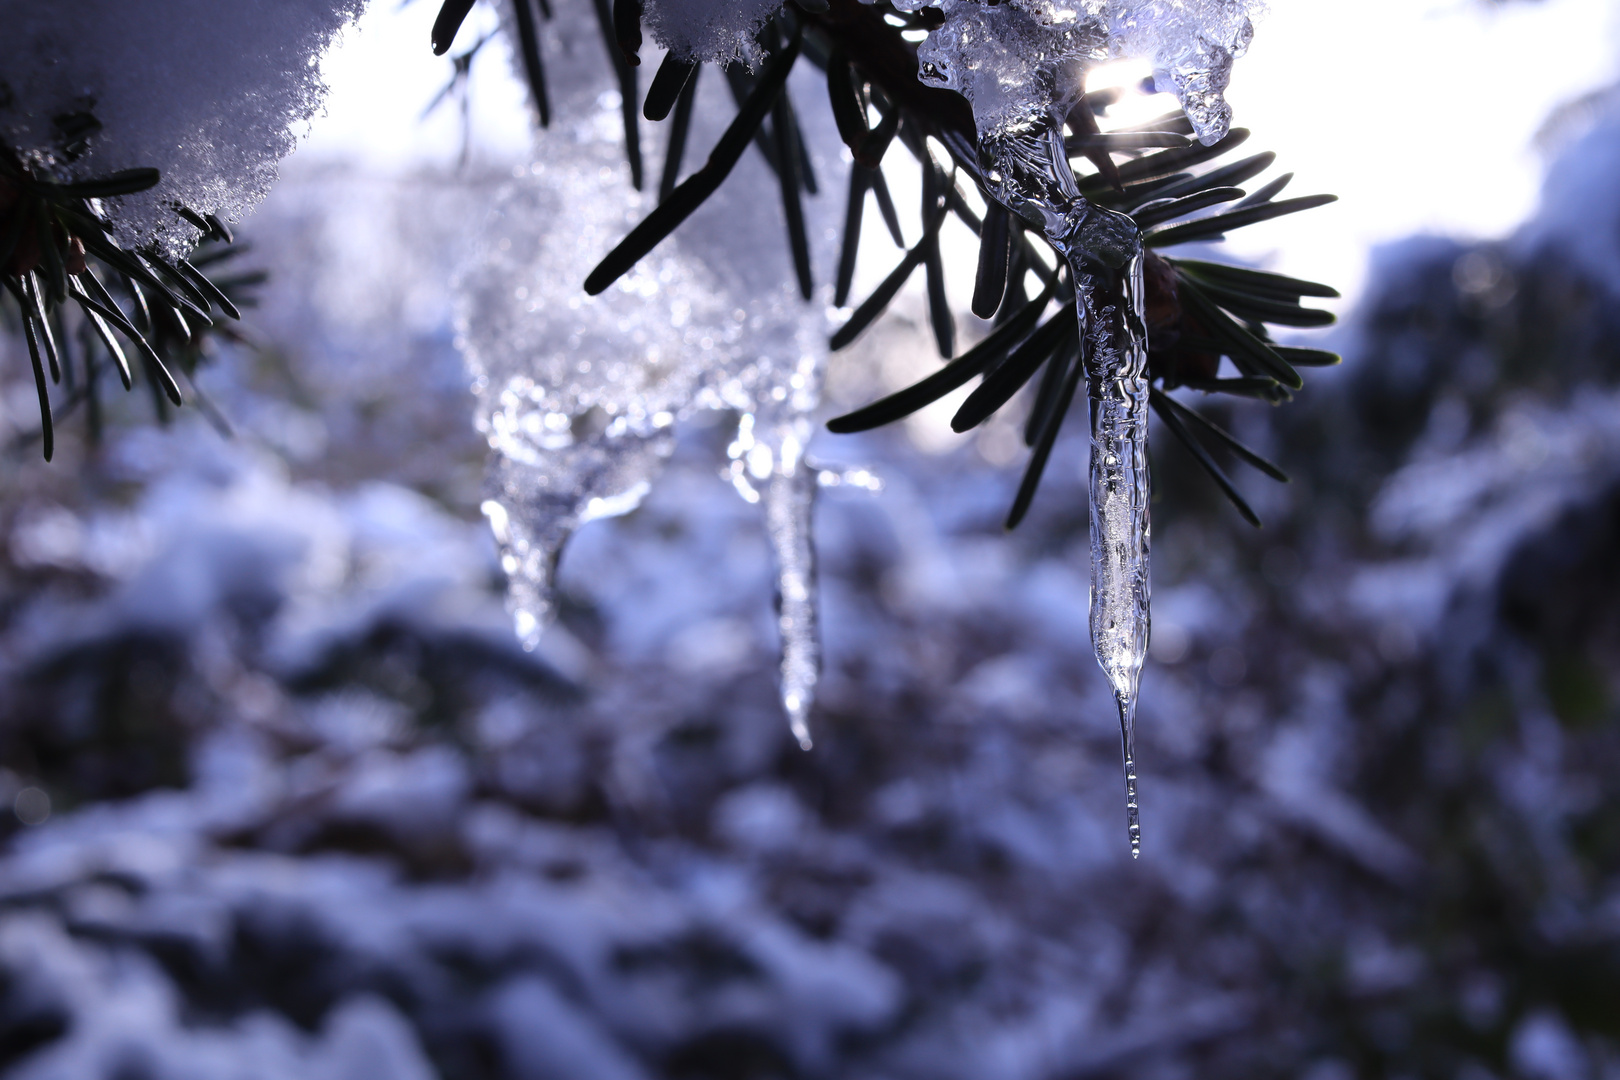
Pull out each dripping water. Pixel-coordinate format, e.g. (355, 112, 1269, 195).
(1119, 694, 1141, 859)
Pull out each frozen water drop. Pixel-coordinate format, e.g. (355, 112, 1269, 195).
(1121, 698, 1142, 860)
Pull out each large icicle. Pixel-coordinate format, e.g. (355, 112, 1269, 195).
(1082, 250, 1151, 859)
(919, 0, 1182, 855)
(976, 113, 1151, 857)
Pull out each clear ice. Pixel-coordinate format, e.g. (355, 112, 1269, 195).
(1083, 248, 1151, 860)
(458, 0, 841, 743)
(921, 0, 1178, 856)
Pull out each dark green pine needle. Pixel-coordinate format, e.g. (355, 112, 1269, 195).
(585, 28, 801, 295)
(1150, 389, 1262, 526)
(431, 0, 478, 55)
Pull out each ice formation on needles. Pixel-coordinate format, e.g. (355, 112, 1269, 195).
(458, 0, 846, 749)
(0, 0, 366, 257)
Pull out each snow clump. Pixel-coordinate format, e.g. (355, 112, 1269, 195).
(915, 0, 1262, 143)
(643, 0, 787, 63)
(0, 0, 367, 257)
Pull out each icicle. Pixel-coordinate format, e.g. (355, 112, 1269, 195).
(923, 19, 1153, 854)
(728, 410, 821, 750)
(1081, 248, 1151, 860)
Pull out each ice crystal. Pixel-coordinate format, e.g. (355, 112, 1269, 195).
(0, 0, 366, 257)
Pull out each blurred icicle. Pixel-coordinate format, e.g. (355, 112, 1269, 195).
(458, 106, 707, 648)
(726, 358, 823, 749)
(456, 0, 841, 742)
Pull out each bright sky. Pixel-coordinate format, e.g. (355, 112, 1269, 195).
(1219, 0, 1620, 300)
(298, 0, 1620, 306)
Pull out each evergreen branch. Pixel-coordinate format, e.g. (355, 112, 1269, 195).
(1233, 172, 1292, 208)
(1171, 258, 1339, 299)
(658, 67, 700, 202)
(921, 159, 954, 356)
(1151, 388, 1288, 482)
(3, 276, 54, 460)
(972, 201, 1011, 319)
(834, 165, 867, 307)
(952, 302, 1077, 433)
(510, 0, 553, 128)
(826, 277, 1057, 432)
(1174, 276, 1303, 389)
(772, 82, 814, 299)
(590, 0, 642, 187)
(1005, 336, 1082, 529)
(1130, 186, 1245, 230)
(431, 0, 478, 55)
(1149, 388, 1263, 526)
(1146, 193, 1338, 248)
(829, 245, 924, 350)
(645, 54, 696, 121)
(1273, 345, 1341, 367)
